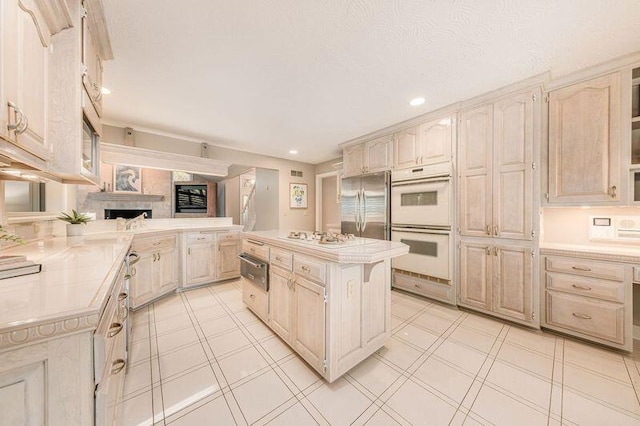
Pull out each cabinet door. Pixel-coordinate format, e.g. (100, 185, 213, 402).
(0, 361, 45, 426)
(392, 127, 418, 169)
(216, 240, 240, 280)
(417, 115, 453, 165)
(548, 73, 621, 203)
(493, 91, 534, 240)
(493, 244, 533, 323)
(365, 136, 390, 173)
(130, 252, 154, 308)
(186, 243, 216, 285)
(269, 267, 294, 342)
(342, 144, 365, 178)
(3, 0, 51, 160)
(82, 4, 103, 117)
(155, 247, 178, 294)
(459, 104, 493, 237)
(293, 276, 325, 373)
(459, 241, 492, 311)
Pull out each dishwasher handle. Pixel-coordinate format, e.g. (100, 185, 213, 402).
(238, 254, 265, 268)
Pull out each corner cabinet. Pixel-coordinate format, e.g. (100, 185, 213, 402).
(130, 233, 178, 309)
(0, 0, 55, 161)
(47, 0, 112, 184)
(547, 73, 621, 204)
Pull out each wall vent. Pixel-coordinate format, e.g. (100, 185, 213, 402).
(290, 170, 303, 177)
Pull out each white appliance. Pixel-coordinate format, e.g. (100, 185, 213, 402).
(589, 216, 640, 242)
(391, 162, 452, 228)
(391, 228, 450, 279)
(390, 162, 454, 303)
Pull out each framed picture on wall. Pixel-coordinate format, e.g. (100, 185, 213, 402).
(289, 183, 308, 209)
(114, 165, 142, 193)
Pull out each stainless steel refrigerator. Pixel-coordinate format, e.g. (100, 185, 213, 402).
(341, 171, 390, 240)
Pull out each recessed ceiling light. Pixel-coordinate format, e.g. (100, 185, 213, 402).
(289, 149, 298, 155)
(101, 87, 111, 95)
(410, 97, 425, 106)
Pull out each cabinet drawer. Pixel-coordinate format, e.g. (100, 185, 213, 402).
(545, 256, 624, 281)
(133, 234, 177, 252)
(545, 272, 625, 302)
(242, 239, 269, 261)
(293, 255, 326, 284)
(546, 291, 624, 344)
(270, 248, 293, 271)
(242, 279, 268, 322)
(186, 232, 215, 244)
(217, 231, 240, 242)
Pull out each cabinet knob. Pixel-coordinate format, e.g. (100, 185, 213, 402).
(493, 226, 498, 236)
(486, 225, 491, 235)
(609, 186, 617, 198)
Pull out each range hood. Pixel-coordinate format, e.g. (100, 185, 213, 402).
(100, 143, 230, 177)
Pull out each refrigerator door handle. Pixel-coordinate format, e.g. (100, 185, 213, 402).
(361, 190, 367, 232)
(355, 189, 361, 232)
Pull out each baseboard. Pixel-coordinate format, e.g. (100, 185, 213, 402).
(634, 325, 640, 340)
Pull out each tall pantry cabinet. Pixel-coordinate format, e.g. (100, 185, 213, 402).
(458, 87, 540, 326)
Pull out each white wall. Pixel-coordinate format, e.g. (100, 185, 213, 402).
(102, 125, 316, 231)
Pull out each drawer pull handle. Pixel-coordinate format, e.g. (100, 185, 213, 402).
(250, 294, 256, 300)
(107, 322, 124, 338)
(111, 359, 126, 375)
(275, 256, 283, 261)
(486, 225, 491, 235)
(571, 266, 591, 272)
(414, 284, 421, 289)
(128, 252, 140, 265)
(153, 242, 161, 246)
(120, 307, 129, 321)
(572, 312, 592, 320)
(131, 267, 136, 277)
(118, 292, 128, 301)
(301, 266, 311, 273)
(248, 273, 255, 280)
(572, 284, 592, 291)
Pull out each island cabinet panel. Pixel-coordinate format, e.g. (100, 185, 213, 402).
(186, 243, 216, 284)
(0, 361, 45, 425)
(292, 276, 326, 373)
(269, 266, 294, 342)
(130, 233, 178, 309)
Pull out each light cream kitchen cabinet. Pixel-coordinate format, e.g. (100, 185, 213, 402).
(460, 90, 535, 240)
(292, 275, 326, 372)
(393, 115, 454, 169)
(459, 240, 534, 325)
(216, 231, 241, 280)
(47, 0, 112, 184)
(184, 232, 216, 287)
(130, 233, 178, 309)
(548, 73, 621, 204)
(269, 265, 294, 342)
(342, 136, 391, 177)
(1, 0, 55, 161)
(542, 252, 632, 351)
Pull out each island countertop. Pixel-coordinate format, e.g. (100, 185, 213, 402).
(242, 230, 409, 263)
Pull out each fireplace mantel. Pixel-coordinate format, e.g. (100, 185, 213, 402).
(87, 192, 165, 202)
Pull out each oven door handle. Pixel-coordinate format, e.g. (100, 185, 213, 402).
(391, 177, 450, 187)
(392, 227, 450, 235)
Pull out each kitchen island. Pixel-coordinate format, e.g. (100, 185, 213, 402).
(240, 231, 409, 382)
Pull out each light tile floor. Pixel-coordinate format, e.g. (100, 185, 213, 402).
(115, 279, 640, 425)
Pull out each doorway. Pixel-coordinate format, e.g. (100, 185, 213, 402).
(315, 171, 341, 234)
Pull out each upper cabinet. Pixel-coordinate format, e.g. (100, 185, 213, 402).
(0, 0, 55, 161)
(393, 115, 454, 170)
(342, 135, 391, 178)
(48, 0, 112, 184)
(547, 73, 621, 204)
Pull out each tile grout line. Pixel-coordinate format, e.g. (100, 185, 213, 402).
(149, 303, 167, 425)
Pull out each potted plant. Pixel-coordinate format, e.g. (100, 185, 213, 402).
(58, 210, 91, 236)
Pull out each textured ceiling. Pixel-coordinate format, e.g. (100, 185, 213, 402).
(102, 0, 640, 164)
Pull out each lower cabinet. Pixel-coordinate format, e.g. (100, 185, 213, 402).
(541, 253, 632, 351)
(269, 266, 294, 341)
(216, 232, 241, 280)
(183, 231, 241, 289)
(130, 233, 178, 309)
(459, 240, 535, 326)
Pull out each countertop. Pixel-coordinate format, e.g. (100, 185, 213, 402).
(540, 242, 640, 263)
(243, 230, 409, 263)
(0, 218, 242, 350)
